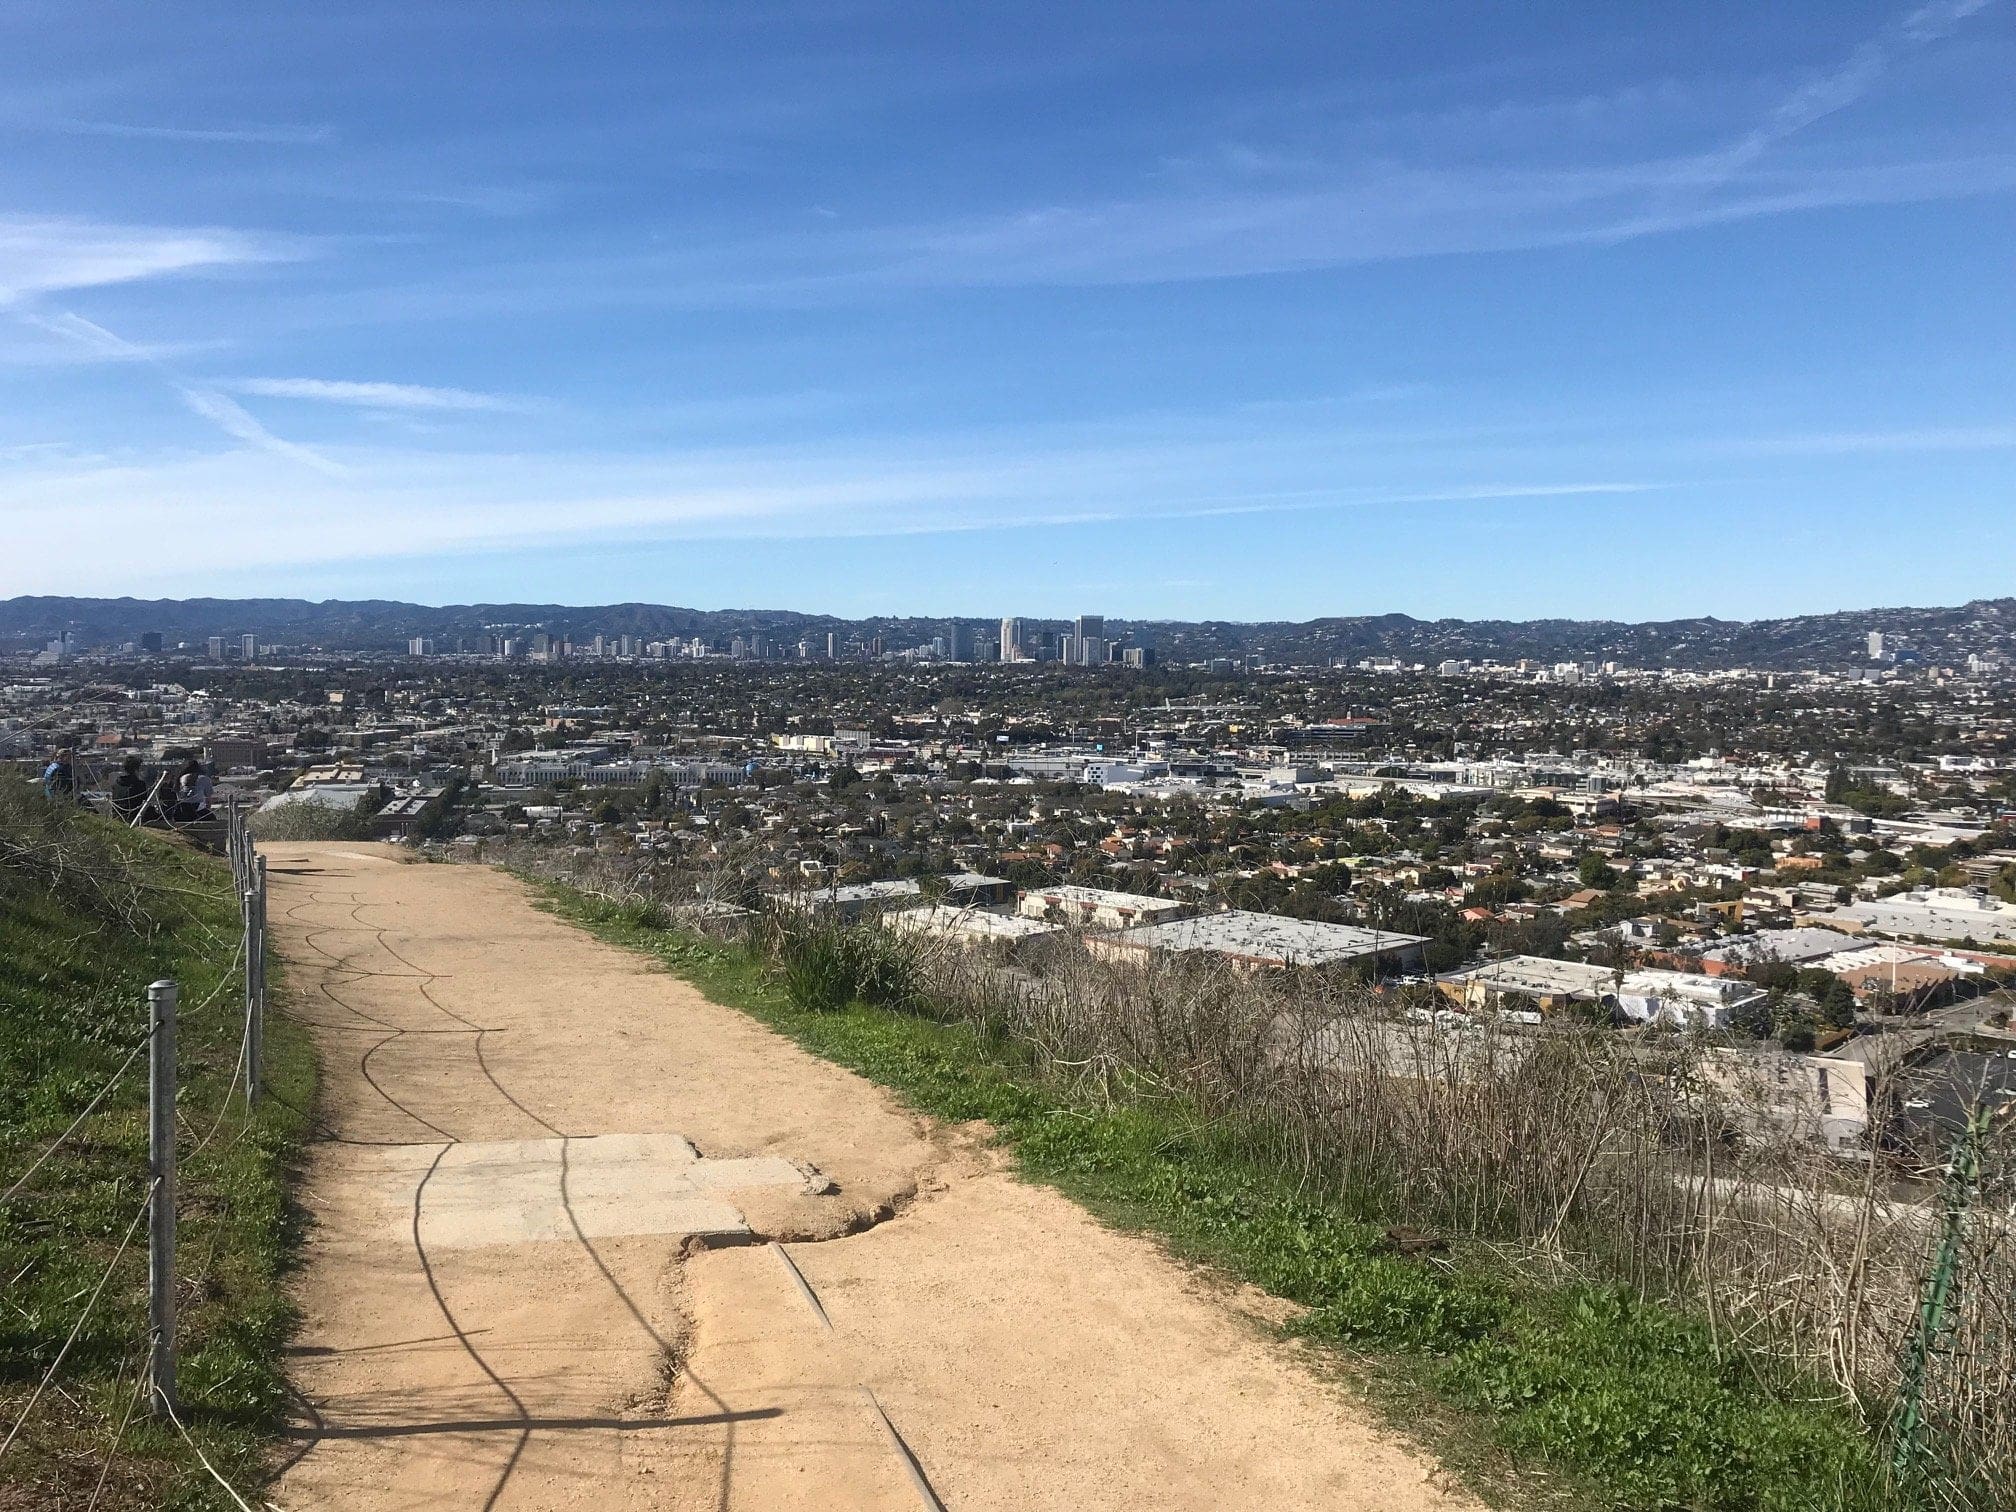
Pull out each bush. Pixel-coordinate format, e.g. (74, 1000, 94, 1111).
(773, 916, 921, 1013)
(248, 798, 375, 841)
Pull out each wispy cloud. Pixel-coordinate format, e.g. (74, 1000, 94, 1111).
(0, 401, 1658, 592)
(838, 155, 2016, 290)
(15, 309, 148, 360)
(692, 0, 2004, 294)
(1708, 423, 2016, 456)
(35, 117, 333, 145)
(232, 376, 523, 412)
(15, 310, 343, 475)
(1661, 0, 2001, 195)
(0, 322, 217, 368)
(0, 213, 294, 304)
(176, 388, 346, 475)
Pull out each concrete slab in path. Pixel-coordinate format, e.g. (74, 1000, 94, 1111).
(344, 1132, 813, 1250)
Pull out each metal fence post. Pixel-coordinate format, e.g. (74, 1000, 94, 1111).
(147, 979, 178, 1417)
(249, 855, 267, 1107)
(242, 871, 258, 1106)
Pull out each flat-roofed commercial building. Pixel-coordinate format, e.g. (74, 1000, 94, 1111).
(1017, 884, 1194, 932)
(1090, 909, 1427, 973)
(1698, 927, 1865, 977)
(776, 872, 1015, 922)
(1814, 889, 2016, 950)
(938, 872, 1018, 910)
(774, 879, 923, 921)
(887, 905, 1060, 950)
(1438, 956, 1763, 1028)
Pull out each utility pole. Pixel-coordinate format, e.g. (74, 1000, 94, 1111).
(147, 979, 178, 1416)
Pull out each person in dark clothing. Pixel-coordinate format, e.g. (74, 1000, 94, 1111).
(41, 749, 78, 802)
(110, 755, 153, 823)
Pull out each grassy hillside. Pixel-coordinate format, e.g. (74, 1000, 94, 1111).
(0, 788, 312, 1509)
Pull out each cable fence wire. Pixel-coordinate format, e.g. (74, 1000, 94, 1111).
(0, 1034, 152, 1204)
(3, 796, 270, 1505)
(83, 1349, 153, 1512)
(0, 1177, 156, 1460)
(156, 1393, 262, 1512)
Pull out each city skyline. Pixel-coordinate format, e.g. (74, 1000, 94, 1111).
(2, 2, 2012, 618)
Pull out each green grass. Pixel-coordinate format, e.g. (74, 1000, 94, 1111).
(1, 793, 313, 1509)
(539, 884, 1892, 1512)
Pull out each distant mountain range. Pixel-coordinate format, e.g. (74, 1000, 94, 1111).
(4, 595, 2013, 671)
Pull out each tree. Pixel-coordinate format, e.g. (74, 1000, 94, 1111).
(1578, 852, 1620, 890)
(1818, 978, 1858, 1028)
(1728, 995, 1774, 1041)
(1773, 997, 1819, 1052)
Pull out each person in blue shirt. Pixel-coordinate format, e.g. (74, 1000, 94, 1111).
(42, 748, 78, 802)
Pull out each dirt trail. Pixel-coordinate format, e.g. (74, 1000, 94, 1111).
(267, 844, 1475, 1511)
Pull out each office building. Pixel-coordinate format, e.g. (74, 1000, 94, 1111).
(240, 633, 258, 662)
(139, 631, 163, 654)
(207, 636, 226, 662)
(999, 617, 1023, 662)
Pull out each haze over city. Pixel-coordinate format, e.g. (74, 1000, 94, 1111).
(3, 1, 2012, 619)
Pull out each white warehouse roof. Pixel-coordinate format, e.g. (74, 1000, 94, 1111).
(1099, 910, 1427, 967)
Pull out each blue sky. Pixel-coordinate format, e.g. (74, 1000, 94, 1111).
(1, 1, 2010, 622)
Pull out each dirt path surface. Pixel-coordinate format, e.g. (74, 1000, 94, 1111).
(268, 844, 1475, 1512)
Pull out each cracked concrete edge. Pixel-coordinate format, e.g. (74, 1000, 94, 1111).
(791, 1157, 840, 1196)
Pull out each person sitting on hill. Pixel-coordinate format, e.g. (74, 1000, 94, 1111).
(171, 760, 213, 823)
(109, 754, 153, 823)
(41, 749, 78, 803)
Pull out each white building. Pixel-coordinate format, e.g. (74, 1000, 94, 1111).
(1091, 910, 1428, 972)
(1818, 889, 2016, 949)
(1018, 884, 1194, 931)
(887, 905, 1060, 948)
(1437, 956, 1763, 1029)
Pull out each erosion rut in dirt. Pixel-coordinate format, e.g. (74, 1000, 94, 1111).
(267, 843, 1475, 1511)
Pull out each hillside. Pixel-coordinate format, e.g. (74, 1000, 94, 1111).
(0, 791, 310, 1508)
(4, 594, 2014, 670)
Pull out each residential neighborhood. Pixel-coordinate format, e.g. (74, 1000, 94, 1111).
(13, 631, 2015, 1166)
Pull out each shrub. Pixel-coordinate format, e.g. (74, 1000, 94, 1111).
(773, 916, 921, 1012)
(248, 798, 375, 841)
